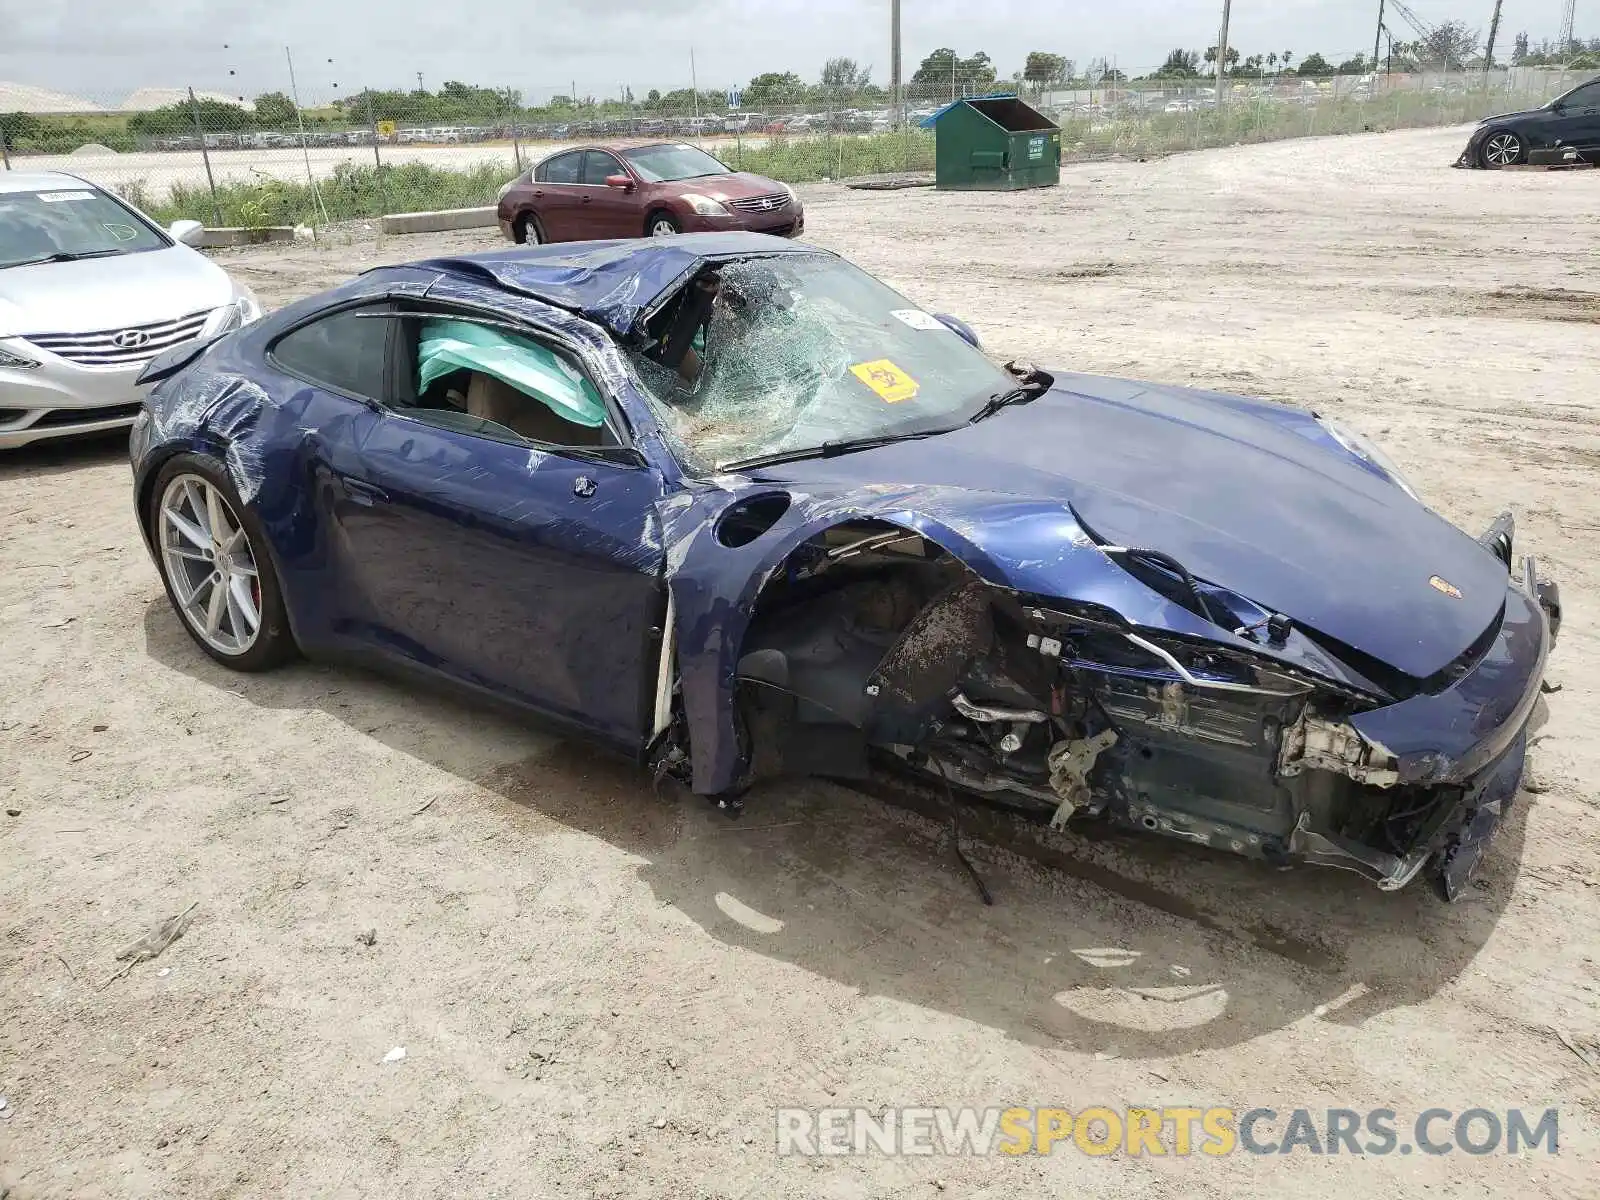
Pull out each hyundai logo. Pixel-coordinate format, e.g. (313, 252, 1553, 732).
(111, 329, 150, 349)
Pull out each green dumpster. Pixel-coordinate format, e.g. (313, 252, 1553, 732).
(922, 95, 1061, 191)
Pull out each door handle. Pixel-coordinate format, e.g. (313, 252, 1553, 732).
(580, 195, 592, 203)
(532, 188, 544, 198)
(343, 478, 389, 506)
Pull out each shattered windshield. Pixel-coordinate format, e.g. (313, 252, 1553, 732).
(621, 144, 731, 182)
(629, 255, 1014, 471)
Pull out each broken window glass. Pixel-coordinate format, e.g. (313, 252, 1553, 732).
(418, 318, 606, 428)
(628, 255, 1015, 471)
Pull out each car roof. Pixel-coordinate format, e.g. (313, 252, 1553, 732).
(401, 232, 821, 338)
(0, 171, 97, 195)
(539, 142, 695, 158)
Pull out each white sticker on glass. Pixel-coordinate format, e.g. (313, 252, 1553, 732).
(37, 191, 96, 202)
(891, 309, 945, 331)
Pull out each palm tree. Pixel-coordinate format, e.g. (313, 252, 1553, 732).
(1283, 50, 1294, 74)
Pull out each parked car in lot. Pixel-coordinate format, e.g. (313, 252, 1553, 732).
(130, 233, 1559, 900)
(0, 172, 260, 449)
(497, 142, 803, 243)
(1455, 75, 1600, 167)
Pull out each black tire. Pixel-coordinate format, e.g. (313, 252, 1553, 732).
(1480, 129, 1526, 169)
(514, 212, 544, 245)
(645, 210, 681, 237)
(147, 453, 296, 672)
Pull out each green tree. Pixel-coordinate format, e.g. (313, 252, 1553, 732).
(821, 57, 869, 89)
(1023, 51, 1068, 85)
(0, 110, 42, 149)
(1420, 21, 1479, 67)
(252, 91, 297, 128)
(1296, 52, 1333, 76)
(745, 71, 806, 107)
(1512, 31, 1530, 63)
(1154, 48, 1200, 77)
(1204, 45, 1241, 72)
(1337, 55, 1369, 74)
(909, 48, 997, 94)
(127, 99, 251, 138)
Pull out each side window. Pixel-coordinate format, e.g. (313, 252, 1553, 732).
(394, 312, 618, 451)
(540, 151, 582, 184)
(582, 150, 625, 185)
(270, 305, 390, 399)
(1564, 82, 1600, 108)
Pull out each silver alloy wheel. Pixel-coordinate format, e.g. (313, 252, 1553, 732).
(650, 217, 678, 236)
(157, 473, 262, 656)
(521, 217, 541, 245)
(1484, 132, 1522, 167)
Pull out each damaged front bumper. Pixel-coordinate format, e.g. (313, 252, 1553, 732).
(1282, 522, 1556, 896)
(1340, 550, 1554, 897)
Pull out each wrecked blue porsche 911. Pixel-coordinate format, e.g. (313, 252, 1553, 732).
(130, 232, 1560, 900)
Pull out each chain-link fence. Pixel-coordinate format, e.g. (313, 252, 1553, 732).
(1, 65, 1591, 233)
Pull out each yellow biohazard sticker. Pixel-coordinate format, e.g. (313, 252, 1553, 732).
(850, 359, 920, 404)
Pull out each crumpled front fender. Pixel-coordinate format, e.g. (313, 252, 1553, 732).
(661, 482, 1100, 793)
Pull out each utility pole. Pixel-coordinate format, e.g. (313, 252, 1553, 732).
(1215, 0, 1232, 108)
(1484, 0, 1503, 74)
(189, 86, 221, 226)
(1560, 0, 1577, 51)
(1373, 0, 1386, 73)
(890, 0, 903, 122)
(690, 47, 701, 137)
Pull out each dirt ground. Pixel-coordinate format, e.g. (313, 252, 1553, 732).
(3, 124, 1598, 1198)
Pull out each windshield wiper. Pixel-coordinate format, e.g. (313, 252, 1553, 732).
(1, 249, 124, 269)
(968, 385, 1038, 424)
(722, 425, 961, 472)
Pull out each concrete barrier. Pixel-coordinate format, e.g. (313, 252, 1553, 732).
(379, 206, 499, 235)
(197, 226, 294, 248)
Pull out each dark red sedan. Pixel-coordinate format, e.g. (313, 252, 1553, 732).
(496, 142, 804, 244)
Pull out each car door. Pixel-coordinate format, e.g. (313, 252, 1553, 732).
(1551, 81, 1600, 155)
(306, 304, 670, 748)
(531, 149, 584, 240)
(575, 149, 639, 239)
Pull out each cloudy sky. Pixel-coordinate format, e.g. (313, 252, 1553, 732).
(2, 0, 1578, 105)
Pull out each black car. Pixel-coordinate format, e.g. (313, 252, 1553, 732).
(1456, 76, 1600, 168)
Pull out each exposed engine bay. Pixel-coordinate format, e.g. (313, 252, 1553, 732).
(718, 520, 1533, 900)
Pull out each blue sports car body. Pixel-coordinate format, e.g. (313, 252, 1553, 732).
(131, 233, 1560, 900)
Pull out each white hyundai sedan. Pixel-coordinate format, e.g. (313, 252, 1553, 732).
(0, 172, 261, 449)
